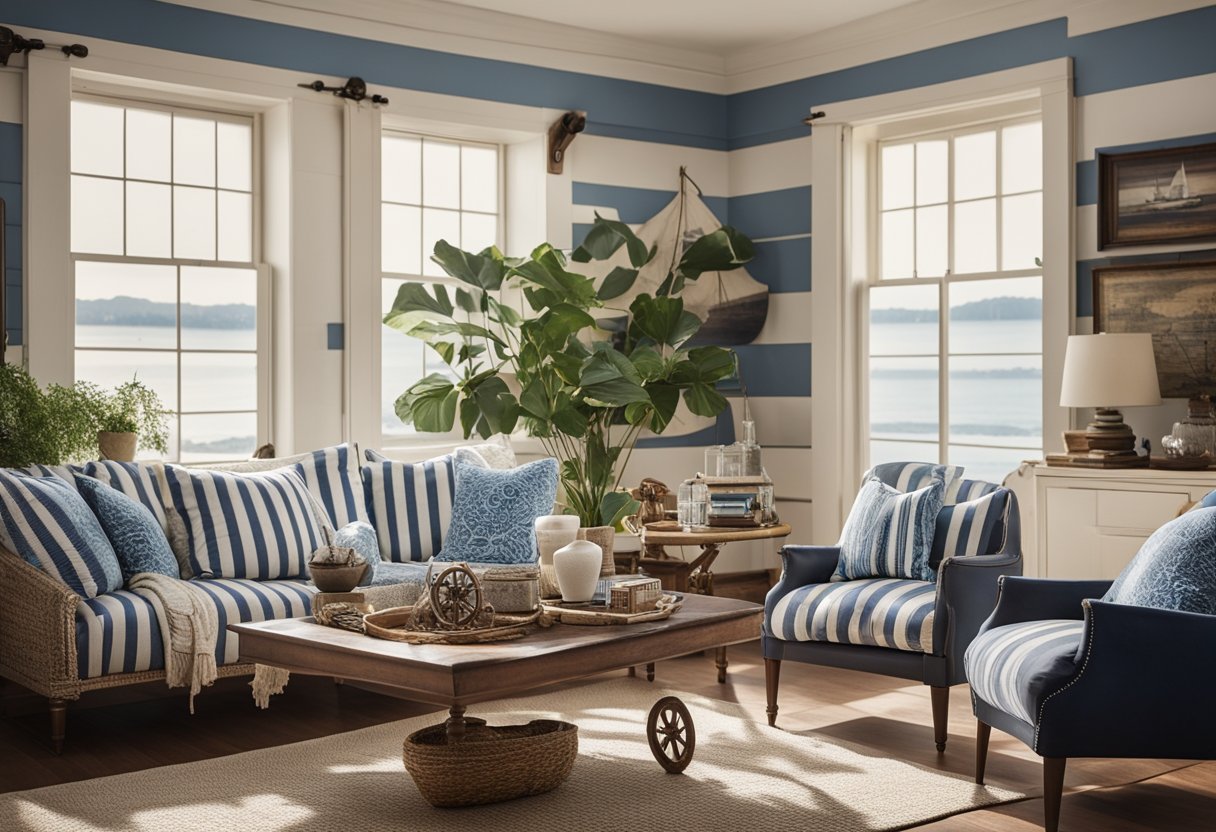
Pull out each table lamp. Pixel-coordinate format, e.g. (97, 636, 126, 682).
(1059, 333, 1161, 466)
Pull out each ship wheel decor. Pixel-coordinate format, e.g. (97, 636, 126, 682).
(646, 696, 696, 774)
(429, 563, 484, 629)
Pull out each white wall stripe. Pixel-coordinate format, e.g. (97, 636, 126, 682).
(1075, 71, 1216, 160)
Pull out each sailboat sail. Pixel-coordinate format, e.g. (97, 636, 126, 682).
(1141, 161, 1203, 211)
(1168, 163, 1190, 200)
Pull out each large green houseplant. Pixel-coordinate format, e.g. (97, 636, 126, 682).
(384, 215, 754, 527)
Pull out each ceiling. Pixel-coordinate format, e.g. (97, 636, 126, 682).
(434, 0, 925, 53)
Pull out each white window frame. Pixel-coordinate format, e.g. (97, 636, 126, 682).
(68, 92, 271, 462)
(863, 112, 1045, 473)
(808, 58, 1073, 540)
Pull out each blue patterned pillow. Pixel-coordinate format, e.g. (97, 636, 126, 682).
(435, 457, 559, 565)
(927, 487, 1011, 575)
(333, 520, 380, 586)
(0, 471, 123, 598)
(1200, 490, 1216, 510)
(834, 475, 944, 581)
(80, 461, 169, 532)
(1103, 507, 1216, 616)
(75, 474, 179, 583)
(361, 454, 455, 562)
(292, 443, 369, 529)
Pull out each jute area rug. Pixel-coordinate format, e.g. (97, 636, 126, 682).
(1, 678, 1022, 832)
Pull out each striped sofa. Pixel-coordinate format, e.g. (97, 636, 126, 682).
(762, 462, 1022, 752)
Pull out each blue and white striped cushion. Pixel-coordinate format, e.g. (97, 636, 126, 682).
(965, 619, 1084, 724)
(927, 487, 1011, 573)
(770, 578, 938, 653)
(20, 465, 81, 487)
(868, 462, 965, 504)
(80, 461, 168, 532)
(0, 471, 123, 598)
(291, 444, 369, 529)
(361, 455, 455, 562)
(952, 478, 999, 503)
(835, 476, 944, 581)
(190, 578, 316, 665)
(75, 590, 166, 678)
(164, 466, 324, 580)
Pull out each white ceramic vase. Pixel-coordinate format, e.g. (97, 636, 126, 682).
(534, 515, 580, 599)
(553, 539, 602, 603)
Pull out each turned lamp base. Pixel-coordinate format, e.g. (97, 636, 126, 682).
(1073, 407, 1149, 468)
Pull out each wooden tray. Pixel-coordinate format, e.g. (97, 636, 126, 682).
(540, 594, 682, 626)
(363, 606, 540, 644)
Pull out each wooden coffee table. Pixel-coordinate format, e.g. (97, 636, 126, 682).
(231, 593, 761, 740)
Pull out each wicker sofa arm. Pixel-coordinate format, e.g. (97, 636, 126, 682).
(0, 547, 82, 699)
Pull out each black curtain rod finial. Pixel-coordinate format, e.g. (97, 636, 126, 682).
(802, 111, 826, 127)
(0, 26, 88, 66)
(299, 76, 389, 105)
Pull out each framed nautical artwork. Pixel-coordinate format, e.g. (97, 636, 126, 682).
(1092, 260, 1216, 398)
(1098, 142, 1216, 249)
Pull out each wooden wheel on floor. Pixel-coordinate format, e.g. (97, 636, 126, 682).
(430, 564, 483, 629)
(647, 696, 695, 774)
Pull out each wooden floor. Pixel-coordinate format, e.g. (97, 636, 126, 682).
(1, 640, 1213, 830)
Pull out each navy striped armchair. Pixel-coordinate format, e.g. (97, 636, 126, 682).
(762, 462, 1022, 752)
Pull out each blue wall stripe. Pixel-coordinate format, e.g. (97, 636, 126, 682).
(635, 407, 736, 449)
(1, 121, 21, 347)
(727, 187, 812, 240)
(1068, 6, 1216, 97)
(733, 343, 812, 397)
(1075, 131, 1216, 206)
(571, 182, 728, 225)
(1076, 249, 1216, 318)
(749, 237, 812, 294)
(326, 322, 344, 351)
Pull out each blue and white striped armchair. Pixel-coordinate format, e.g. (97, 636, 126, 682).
(762, 462, 1022, 751)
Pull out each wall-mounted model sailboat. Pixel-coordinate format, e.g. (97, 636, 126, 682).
(1144, 162, 1203, 211)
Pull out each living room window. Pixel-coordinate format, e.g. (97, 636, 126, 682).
(379, 131, 502, 442)
(70, 96, 265, 462)
(866, 117, 1044, 483)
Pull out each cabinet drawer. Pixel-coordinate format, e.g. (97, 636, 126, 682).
(1094, 489, 1189, 533)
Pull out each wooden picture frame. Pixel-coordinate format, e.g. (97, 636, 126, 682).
(1093, 260, 1216, 398)
(1097, 142, 1216, 249)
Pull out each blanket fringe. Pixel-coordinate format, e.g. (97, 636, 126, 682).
(251, 664, 291, 709)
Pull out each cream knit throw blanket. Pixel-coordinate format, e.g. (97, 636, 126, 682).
(130, 572, 219, 713)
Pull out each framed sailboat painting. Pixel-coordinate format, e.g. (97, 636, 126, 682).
(1098, 142, 1216, 249)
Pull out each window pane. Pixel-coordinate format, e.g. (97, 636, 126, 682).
(950, 355, 1041, 449)
(216, 121, 252, 192)
(382, 135, 422, 204)
(382, 279, 425, 437)
(1001, 192, 1042, 271)
(71, 175, 124, 255)
(217, 190, 252, 262)
(870, 357, 938, 442)
(953, 198, 996, 274)
(71, 101, 124, 177)
(422, 208, 461, 277)
(174, 186, 217, 259)
(173, 116, 216, 187)
(947, 445, 1036, 485)
(126, 181, 172, 258)
(954, 130, 996, 200)
(75, 349, 178, 411)
(870, 283, 938, 356)
(460, 145, 498, 213)
(916, 140, 948, 205)
(880, 209, 914, 279)
(461, 212, 497, 254)
(870, 439, 940, 470)
(180, 266, 256, 350)
(182, 353, 256, 412)
(76, 261, 177, 349)
(1002, 122, 1042, 194)
(881, 144, 914, 210)
(382, 204, 422, 274)
(949, 276, 1042, 354)
(179, 412, 257, 463)
(126, 108, 172, 182)
(915, 204, 947, 278)
(422, 140, 460, 209)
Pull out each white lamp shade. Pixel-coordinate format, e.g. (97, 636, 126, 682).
(1059, 333, 1162, 408)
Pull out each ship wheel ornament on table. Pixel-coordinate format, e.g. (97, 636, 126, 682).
(429, 564, 484, 629)
(647, 696, 696, 774)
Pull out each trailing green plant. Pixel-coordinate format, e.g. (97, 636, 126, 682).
(384, 215, 754, 526)
(93, 379, 171, 455)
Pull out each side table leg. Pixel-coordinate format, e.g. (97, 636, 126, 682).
(715, 646, 728, 684)
(646, 662, 655, 683)
(446, 705, 467, 743)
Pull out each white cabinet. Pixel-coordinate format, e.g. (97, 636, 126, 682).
(1032, 466, 1216, 579)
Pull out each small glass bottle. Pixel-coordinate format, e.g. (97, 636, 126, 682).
(1172, 395, 1216, 457)
(739, 419, 762, 476)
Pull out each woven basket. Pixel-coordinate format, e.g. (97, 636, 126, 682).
(402, 719, 578, 807)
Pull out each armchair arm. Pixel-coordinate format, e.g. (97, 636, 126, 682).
(764, 545, 840, 633)
(982, 576, 1113, 631)
(934, 552, 1022, 674)
(0, 547, 82, 699)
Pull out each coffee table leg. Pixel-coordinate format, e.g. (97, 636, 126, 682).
(646, 662, 656, 682)
(715, 646, 728, 684)
(446, 705, 467, 742)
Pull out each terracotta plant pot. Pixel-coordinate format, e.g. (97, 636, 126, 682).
(97, 431, 137, 462)
(577, 525, 616, 577)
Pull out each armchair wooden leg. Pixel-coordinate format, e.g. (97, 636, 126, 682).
(975, 720, 991, 784)
(48, 698, 68, 755)
(930, 686, 949, 752)
(764, 658, 780, 727)
(1043, 757, 1067, 832)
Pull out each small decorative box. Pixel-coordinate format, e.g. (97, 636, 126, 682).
(593, 574, 640, 604)
(608, 578, 662, 614)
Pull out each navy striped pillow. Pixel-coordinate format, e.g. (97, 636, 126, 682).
(163, 466, 324, 580)
(867, 462, 965, 504)
(0, 471, 123, 598)
(291, 444, 368, 529)
(361, 455, 455, 562)
(835, 475, 944, 581)
(927, 487, 1010, 574)
(81, 461, 168, 532)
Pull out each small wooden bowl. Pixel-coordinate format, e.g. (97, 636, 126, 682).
(308, 561, 368, 592)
